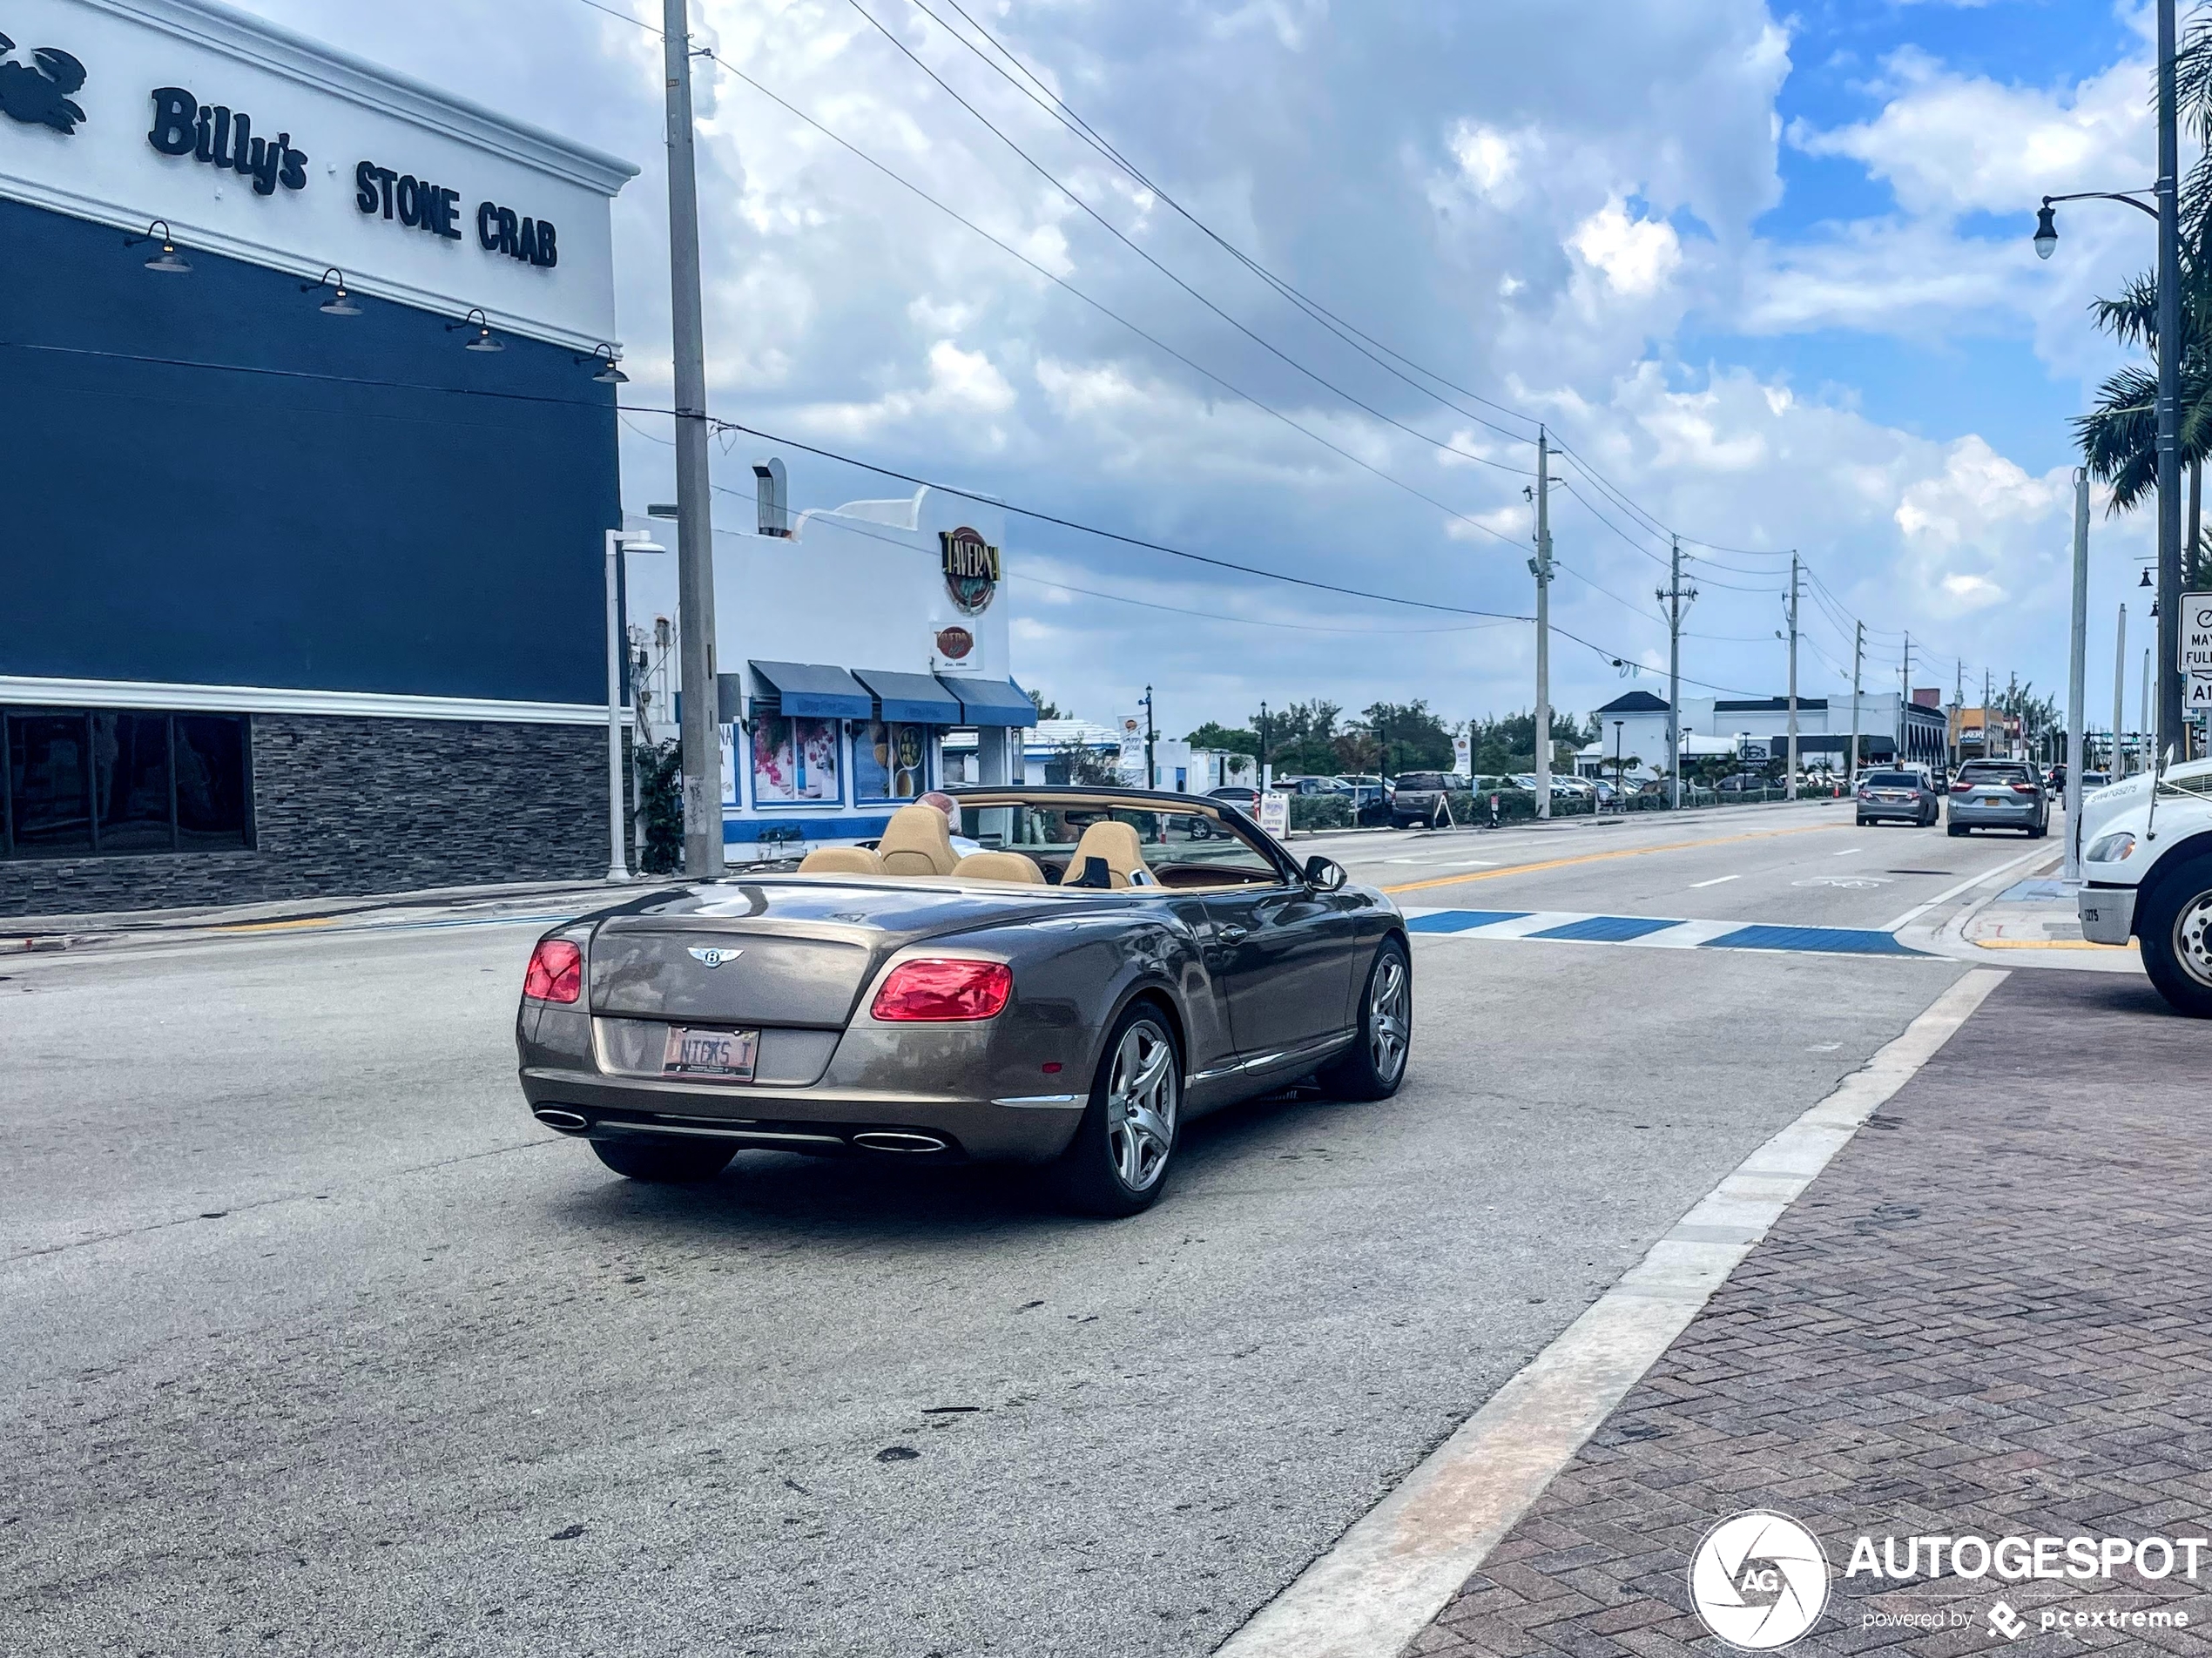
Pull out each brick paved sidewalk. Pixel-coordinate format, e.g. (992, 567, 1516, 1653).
(1411, 968, 2212, 1656)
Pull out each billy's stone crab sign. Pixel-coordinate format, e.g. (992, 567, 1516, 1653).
(939, 527, 1000, 617)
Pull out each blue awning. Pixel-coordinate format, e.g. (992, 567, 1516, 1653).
(852, 668, 964, 725)
(749, 660, 874, 720)
(936, 675, 1037, 727)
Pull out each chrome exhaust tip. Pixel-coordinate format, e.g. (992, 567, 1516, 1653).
(534, 1108, 590, 1132)
(851, 1130, 948, 1154)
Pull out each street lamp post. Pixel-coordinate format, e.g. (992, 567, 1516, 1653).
(604, 524, 666, 881)
(1612, 718, 1625, 810)
(1142, 684, 1156, 790)
(1258, 700, 1271, 790)
(2034, 0, 2182, 767)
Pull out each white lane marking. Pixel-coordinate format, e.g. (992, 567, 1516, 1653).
(1881, 845, 2054, 931)
(1831, 846, 1864, 857)
(1688, 875, 1738, 889)
(1453, 911, 1585, 940)
(1621, 918, 1740, 949)
(1213, 968, 2010, 1658)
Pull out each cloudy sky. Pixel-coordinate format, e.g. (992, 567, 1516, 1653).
(248, 0, 2170, 736)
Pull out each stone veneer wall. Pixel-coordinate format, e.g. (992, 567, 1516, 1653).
(0, 714, 621, 920)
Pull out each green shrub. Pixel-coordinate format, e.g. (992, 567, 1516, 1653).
(1288, 793, 1353, 830)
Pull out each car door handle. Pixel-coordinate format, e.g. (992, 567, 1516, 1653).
(1217, 925, 1249, 943)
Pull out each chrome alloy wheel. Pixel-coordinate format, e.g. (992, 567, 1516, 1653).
(1368, 952, 1410, 1084)
(2174, 888, 2212, 989)
(1104, 1021, 1177, 1191)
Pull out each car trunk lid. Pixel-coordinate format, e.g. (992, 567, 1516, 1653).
(585, 879, 1063, 1027)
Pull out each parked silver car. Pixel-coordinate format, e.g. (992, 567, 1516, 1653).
(1855, 768, 1940, 827)
(516, 790, 1412, 1216)
(1946, 760, 2049, 838)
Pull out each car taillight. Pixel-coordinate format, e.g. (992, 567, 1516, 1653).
(523, 939, 583, 1003)
(870, 958, 1012, 1021)
(1949, 780, 1971, 793)
(2010, 780, 2037, 794)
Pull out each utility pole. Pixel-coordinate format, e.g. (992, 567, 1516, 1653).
(1900, 630, 1913, 769)
(2115, 604, 2129, 774)
(1258, 699, 1271, 790)
(1849, 621, 1864, 786)
(1531, 428, 1554, 819)
(1143, 684, 1156, 789)
(1953, 660, 1964, 774)
(663, 0, 722, 878)
(2142, 647, 2154, 762)
(1784, 552, 1801, 799)
(2159, 0, 2185, 767)
(2066, 467, 2090, 880)
(1659, 536, 1694, 809)
(2008, 671, 2019, 760)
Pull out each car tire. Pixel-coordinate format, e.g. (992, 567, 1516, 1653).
(590, 1138, 734, 1183)
(1051, 1001, 1181, 1217)
(2138, 854, 2212, 1017)
(1856, 815, 1870, 826)
(1319, 935, 1413, 1102)
(1947, 822, 1966, 837)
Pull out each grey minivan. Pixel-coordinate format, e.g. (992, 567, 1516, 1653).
(1946, 760, 2049, 838)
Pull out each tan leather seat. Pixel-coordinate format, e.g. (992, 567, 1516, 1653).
(954, 850, 1044, 884)
(1064, 820, 1156, 888)
(877, 802, 960, 876)
(799, 846, 885, 875)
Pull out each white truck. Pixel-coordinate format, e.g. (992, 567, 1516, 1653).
(2077, 757, 2212, 1014)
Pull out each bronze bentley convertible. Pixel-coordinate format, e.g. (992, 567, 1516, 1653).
(516, 788, 1412, 1215)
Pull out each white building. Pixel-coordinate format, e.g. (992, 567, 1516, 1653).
(691, 481, 1035, 858)
(1575, 690, 1950, 780)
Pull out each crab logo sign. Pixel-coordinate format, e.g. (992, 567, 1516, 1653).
(940, 527, 1001, 617)
(0, 33, 87, 133)
(1689, 1511, 1829, 1649)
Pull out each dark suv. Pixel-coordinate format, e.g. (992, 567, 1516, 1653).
(1390, 772, 1458, 828)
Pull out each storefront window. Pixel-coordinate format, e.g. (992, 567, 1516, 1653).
(854, 722, 928, 801)
(3, 709, 251, 858)
(751, 713, 842, 805)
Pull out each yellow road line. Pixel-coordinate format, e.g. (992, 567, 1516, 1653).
(210, 916, 339, 933)
(1969, 938, 2130, 952)
(1380, 823, 1842, 896)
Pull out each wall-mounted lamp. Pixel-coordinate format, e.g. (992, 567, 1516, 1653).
(302, 267, 361, 316)
(127, 219, 190, 273)
(577, 343, 627, 383)
(448, 307, 503, 353)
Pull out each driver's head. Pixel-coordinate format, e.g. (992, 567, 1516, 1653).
(920, 791, 959, 829)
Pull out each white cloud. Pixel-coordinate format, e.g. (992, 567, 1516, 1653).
(1568, 199, 1684, 296)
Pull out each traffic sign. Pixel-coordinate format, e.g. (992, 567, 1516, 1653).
(2182, 591, 2212, 675)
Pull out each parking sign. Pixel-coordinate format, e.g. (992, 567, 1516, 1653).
(2184, 592, 2212, 675)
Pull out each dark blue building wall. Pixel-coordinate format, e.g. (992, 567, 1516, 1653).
(0, 197, 617, 706)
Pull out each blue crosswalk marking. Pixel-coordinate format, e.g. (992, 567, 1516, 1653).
(1529, 915, 1683, 944)
(1402, 907, 1931, 959)
(1406, 910, 1532, 933)
(1698, 924, 1922, 957)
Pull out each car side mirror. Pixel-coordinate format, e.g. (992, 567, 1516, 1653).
(1304, 854, 1347, 892)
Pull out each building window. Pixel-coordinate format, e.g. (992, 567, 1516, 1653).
(3, 709, 253, 859)
(749, 712, 843, 805)
(853, 721, 928, 802)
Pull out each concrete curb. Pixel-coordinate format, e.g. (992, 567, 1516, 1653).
(1211, 967, 2009, 1658)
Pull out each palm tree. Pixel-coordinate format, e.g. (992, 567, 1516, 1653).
(2075, 6, 2212, 580)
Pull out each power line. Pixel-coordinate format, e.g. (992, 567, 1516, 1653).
(692, 45, 1529, 548)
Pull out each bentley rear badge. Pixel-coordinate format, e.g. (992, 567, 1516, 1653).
(687, 947, 742, 968)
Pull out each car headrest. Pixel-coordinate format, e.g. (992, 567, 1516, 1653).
(954, 850, 1044, 884)
(798, 846, 885, 875)
(878, 802, 959, 876)
(1066, 820, 1154, 889)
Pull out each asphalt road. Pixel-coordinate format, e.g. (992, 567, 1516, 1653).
(0, 803, 2046, 1658)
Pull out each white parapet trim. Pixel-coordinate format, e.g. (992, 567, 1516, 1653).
(0, 676, 608, 725)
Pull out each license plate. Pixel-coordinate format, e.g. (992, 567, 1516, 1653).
(660, 1026, 759, 1081)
